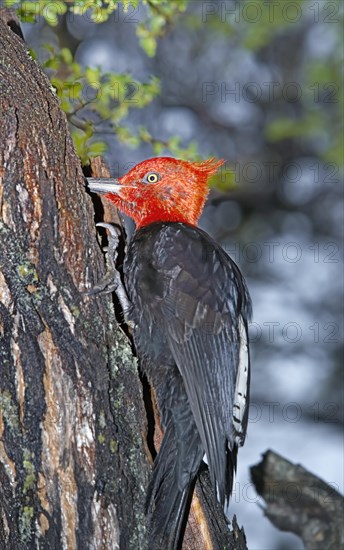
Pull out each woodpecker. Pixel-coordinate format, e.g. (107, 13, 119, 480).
(87, 157, 252, 549)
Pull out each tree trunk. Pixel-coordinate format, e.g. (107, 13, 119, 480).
(0, 19, 149, 549)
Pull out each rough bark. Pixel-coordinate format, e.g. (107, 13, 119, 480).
(251, 450, 344, 550)
(0, 18, 149, 550)
(193, 468, 248, 550)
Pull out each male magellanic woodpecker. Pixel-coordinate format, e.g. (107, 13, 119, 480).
(87, 157, 252, 549)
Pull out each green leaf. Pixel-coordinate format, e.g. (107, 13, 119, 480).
(265, 113, 322, 141)
(138, 33, 157, 57)
(88, 141, 108, 157)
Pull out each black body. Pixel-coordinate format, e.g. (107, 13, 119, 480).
(124, 222, 252, 549)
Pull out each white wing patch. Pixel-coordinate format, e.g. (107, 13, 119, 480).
(233, 316, 249, 445)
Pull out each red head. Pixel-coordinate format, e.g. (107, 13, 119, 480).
(88, 157, 224, 229)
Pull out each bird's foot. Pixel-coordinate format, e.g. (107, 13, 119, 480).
(84, 223, 131, 317)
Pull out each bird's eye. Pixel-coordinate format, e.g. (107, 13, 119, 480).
(144, 172, 160, 184)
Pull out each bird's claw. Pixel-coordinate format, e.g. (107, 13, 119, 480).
(83, 276, 120, 296)
(83, 223, 131, 318)
(96, 222, 121, 273)
(96, 222, 119, 238)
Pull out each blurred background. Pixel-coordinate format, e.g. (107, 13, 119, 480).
(21, 1, 343, 547)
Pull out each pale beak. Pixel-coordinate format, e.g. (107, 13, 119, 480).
(87, 178, 121, 195)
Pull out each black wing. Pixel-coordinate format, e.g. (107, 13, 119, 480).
(128, 222, 252, 505)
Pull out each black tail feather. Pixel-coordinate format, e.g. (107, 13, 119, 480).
(146, 419, 203, 550)
(225, 443, 238, 504)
